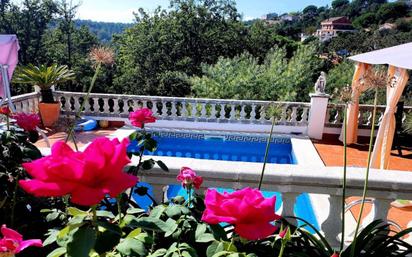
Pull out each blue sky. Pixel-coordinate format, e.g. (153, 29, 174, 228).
(75, 0, 333, 23)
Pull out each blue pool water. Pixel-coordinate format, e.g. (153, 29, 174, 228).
(128, 131, 297, 164)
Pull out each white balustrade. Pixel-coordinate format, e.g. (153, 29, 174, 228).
(54, 91, 312, 128)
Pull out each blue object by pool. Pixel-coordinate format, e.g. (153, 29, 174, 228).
(75, 118, 98, 131)
(127, 131, 296, 164)
(133, 184, 319, 233)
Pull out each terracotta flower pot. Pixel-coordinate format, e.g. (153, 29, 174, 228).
(38, 102, 60, 127)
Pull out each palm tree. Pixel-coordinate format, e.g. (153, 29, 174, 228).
(13, 64, 75, 103)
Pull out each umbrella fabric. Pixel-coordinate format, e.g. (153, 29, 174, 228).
(0, 35, 20, 98)
(349, 42, 412, 70)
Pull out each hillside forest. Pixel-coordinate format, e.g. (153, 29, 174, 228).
(1, 0, 412, 104)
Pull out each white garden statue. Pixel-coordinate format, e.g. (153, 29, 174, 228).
(314, 72, 327, 94)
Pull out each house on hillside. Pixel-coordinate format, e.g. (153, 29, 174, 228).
(261, 12, 278, 20)
(314, 16, 355, 42)
(279, 13, 299, 22)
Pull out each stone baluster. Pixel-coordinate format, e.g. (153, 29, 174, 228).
(377, 112, 384, 126)
(321, 195, 342, 248)
(113, 98, 120, 114)
(74, 96, 81, 114)
(301, 107, 309, 123)
(151, 100, 159, 116)
(180, 100, 188, 118)
(161, 101, 168, 118)
(219, 104, 226, 120)
(290, 106, 298, 123)
(279, 105, 287, 122)
(141, 100, 147, 109)
(192, 102, 198, 119)
(210, 103, 217, 119)
(103, 98, 110, 113)
(259, 105, 266, 122)
(281, 192, 298, 227)
(229, 104, 236, 121)
(171, 101, 178, 118)
(239, 104, 246, 120)
(372, 198, 391, 224)
(251, 104, 257, 122)
(366, 111, 373, 126)
(333, 109, 340, 124)
(200, 102, 207, 118)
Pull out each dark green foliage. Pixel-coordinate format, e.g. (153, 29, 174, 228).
(376, 2, 410, 23)
(191, 44, 322, 102)
(74, 19, 132, 43)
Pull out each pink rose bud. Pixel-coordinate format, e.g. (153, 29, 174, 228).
(128, 108, 156, 128)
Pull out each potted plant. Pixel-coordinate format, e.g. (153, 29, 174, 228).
(13, 64, 75, 127)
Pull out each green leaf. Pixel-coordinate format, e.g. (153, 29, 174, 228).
(43, 229, 59, 246)
(165, 205, 186, 218)
(96, 210, 115, 219)
(149, 205, 166, 219)
(127, 228, 142, 238)
(67, 226, 97, 257)
(156, 160, 169, 171)
(116, 238, 147, 256)
(142, 159, 155, 170)
(148, 249, 167, 257)
(164, 218, 178, 237)
(46, 211, 60, 222)
(67, 207, 88, 216)
(94, 222, 122, 254)
(46, 247, 66, 257)
(196, 233, 215, 243)
(127, 208, 146, 215)
(131, 217, 169, 232)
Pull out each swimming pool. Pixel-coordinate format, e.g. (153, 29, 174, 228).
(127, 130, 297, 164)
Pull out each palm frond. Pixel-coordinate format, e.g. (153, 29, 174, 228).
(13, 64, 75, 90)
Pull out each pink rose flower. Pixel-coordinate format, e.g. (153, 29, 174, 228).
(129, 108, 156, 128)
(177, 167, 203, 189)
(331, 253, 340, 257)
(13, 113, 40, 132)
(19, 137, 138, 206)
(0, 224, 42, 254)
(0, 107, 10, 116)
(201, 188, 281, 241)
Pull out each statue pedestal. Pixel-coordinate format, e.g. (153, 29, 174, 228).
(308, 93, 330, 140)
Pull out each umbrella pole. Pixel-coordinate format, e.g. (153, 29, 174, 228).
(0, 64, 16, 112)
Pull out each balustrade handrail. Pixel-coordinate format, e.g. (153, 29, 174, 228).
(54, 91, 311, 107)
(6, 92, 39, 103)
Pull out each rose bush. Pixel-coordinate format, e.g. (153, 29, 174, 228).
(19, 137, 138, 206)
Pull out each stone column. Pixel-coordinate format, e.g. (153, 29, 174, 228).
(307, 93, 330, 140)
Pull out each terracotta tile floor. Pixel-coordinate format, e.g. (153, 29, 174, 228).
(313, 134, 412, 235)
(312, 134, 412, 171)
(35, 128, 117, 149)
